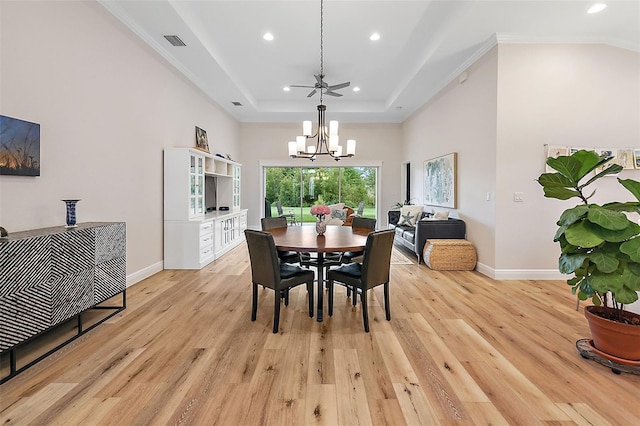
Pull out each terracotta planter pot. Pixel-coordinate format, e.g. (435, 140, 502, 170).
(584, 305, 640, 361)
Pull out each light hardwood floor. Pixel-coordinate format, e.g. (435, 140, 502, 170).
(1, 244, 639, 425)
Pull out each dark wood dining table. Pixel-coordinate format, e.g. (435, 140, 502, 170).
(266, 225, 370, 322)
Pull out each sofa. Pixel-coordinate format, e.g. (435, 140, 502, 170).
(388, 210, 466, 263)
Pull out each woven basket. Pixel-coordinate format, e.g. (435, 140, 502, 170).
(423, 239, 476, 271)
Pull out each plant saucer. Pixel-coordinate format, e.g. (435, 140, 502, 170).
(587, 340, 640, 367)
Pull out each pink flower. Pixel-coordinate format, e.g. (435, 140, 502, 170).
(310, 204, 331, 215)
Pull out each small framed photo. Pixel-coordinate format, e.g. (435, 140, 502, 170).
(616, 148, 634, 170)
(195, 126, 209, 153)
(545, 145, 569, 172)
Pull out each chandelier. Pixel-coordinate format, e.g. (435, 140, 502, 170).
(287, 0, 356, 161)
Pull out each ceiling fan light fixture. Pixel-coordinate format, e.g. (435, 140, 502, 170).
(287, 0, 355, 161)
(369, 33, 381, 41)
(353, 87, 360, 92)
(263, 32, 274, 41)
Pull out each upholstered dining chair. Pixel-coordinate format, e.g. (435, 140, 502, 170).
(244, 230, 314, 333)
(340, 216, 377, 264)
(327, 229, 395, 332)
(260, 216, 300, 264)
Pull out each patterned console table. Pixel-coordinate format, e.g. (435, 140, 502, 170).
(0, 222, 126, 383)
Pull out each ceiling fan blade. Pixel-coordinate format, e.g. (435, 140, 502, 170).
(314, 74, 324, 85)
(327, 81, 350, 91)
(324, 91, 342, 97)
(290, 85, 316, 88)
(307, 89, 317, 98)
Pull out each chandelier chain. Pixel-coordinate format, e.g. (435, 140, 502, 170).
(320, 0, 324, 104)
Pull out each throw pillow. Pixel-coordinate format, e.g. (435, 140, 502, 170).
(327, 203, 345, 211)
(434, 210, 449, 220)
(330, 207, 347, 222)
(325, 217, 344, 226)
(398, 205, 423, 227)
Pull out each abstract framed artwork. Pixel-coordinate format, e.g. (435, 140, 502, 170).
(424, 152, 457, 208)
(0, 115, 40, 176)
(195, 126, 210, 153)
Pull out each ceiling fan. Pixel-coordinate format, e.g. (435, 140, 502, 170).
(290, 74, 350, 98)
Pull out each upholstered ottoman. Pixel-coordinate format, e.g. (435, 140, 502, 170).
(423, 239, 476, 270)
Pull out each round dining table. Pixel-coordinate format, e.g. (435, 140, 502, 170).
(266, 225, 370, 322)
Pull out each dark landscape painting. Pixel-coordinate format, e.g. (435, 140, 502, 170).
(0, 115, 40, 176)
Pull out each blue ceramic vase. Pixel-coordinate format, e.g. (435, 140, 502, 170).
(62, 199, 80, 228)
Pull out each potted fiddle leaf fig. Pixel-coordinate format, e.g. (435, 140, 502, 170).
(537, 149, 640, 361)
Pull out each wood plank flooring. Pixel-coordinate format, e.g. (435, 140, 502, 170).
(1, 243, 639, 425)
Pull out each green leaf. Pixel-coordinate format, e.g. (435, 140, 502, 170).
(537, 172, 575, 188)
(586, 206, 630, 231)
(557, 205, 589, 227)
(554, 224, 569, 242)
(591, 295, 602, 306)
(628, 262, 640, 276)
(591, 221, 640, 242)
(590, 273, 624, 294)
(559, 253, 588, 274)
(589, 252, 619, 273)
(546, 155, 582, 181)
(618, 178, 640, 202)
(572, 150, 603, 178)
(542, 186, 582, 200)
(615, 286, 639, 305)
(565, 221, 604, 248)
(620, 237, 640, 262)
(603, 201, 640, 214)
(622, 268, 640, 292)
(582, 163, 623, 185)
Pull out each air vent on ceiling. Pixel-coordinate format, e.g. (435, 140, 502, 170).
(163, 35, 186, 47)
(232, 101, 243, 106)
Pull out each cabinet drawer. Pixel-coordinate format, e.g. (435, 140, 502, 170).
(200, 232, 213, 248)
(200, 244, 214, 260)
(200, 222, 213, 235)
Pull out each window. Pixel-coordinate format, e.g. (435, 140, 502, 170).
(264, 166, 377, 223)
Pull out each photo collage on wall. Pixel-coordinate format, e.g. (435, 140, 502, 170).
(545, 145, 638, 174)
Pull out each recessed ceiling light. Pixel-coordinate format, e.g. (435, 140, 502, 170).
(263, 32, 274, 41)
(587, 3, 607, 14)
(369, 33, 381, 41)
(283, 87, 290, 92)
(353, 87, 360, 92)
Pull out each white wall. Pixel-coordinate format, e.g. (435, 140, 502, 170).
(402, 47, 499, 269)
(402, 43, 640, 282)
(239, 122, 403, 230)
(0, 1, 239, 282)
(495, 44, 640, 274)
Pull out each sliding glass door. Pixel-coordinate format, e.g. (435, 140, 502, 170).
(265, 166, 377, 224)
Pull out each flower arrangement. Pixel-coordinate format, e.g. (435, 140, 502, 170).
(310, 204, 331, 219)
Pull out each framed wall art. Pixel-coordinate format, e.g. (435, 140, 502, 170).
(424, 152, 457, 208)
(195, 126, 209, 153)
(0, 115, 41, 176)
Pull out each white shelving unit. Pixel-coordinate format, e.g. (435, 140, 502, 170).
(163, 148, 246, 269)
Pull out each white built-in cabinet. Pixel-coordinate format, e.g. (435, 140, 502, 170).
(163, 148, 246, 269)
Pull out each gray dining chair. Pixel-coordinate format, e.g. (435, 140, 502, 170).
(244, 229, 314, 333)
(327, 229, 395, 332)
(355, 201, 365, 216)
(260, 216, 300, 264)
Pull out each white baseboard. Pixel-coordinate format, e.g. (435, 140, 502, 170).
(475, 262, 565, 280)
(126, 261, 164, 287)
